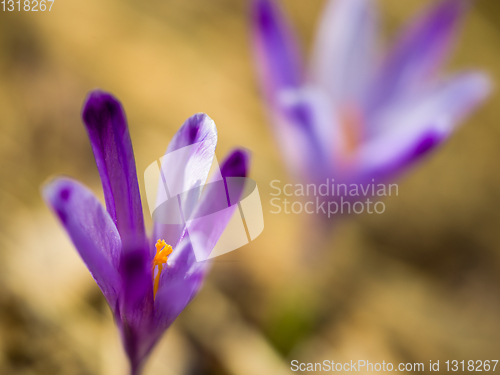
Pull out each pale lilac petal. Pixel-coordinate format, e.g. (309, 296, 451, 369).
(264, 103, 318, 183)
(366, 0, 467, 115)
(153, 238, 204, 330)
(152, 113, 218, 255)
(357, 72, 491, 179)
(154, 149, 251, 318)
(42, 177, 121, 307)
(163, 113, 218, 217)
(251, 0, 303, 102)
(82, 90, 146, 251)
(375, 72, 491, 137)
(310, 0, 378, 103)
(251, 0, 332, 181)
(277, 87, 338, 181)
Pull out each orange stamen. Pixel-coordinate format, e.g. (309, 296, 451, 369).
(152, 239, 173, 299)
(339, 105, 363, 158)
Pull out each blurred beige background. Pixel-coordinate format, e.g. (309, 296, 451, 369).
(1, 0, 500, 374)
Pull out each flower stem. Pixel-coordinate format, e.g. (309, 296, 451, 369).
(129, 362, 143, 375)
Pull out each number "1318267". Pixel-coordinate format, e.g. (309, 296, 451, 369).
(2, 0, 54, 11)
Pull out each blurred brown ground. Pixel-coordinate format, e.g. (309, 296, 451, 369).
(0, 0, 500, 374)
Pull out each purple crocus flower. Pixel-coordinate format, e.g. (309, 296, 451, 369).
(42, 90, 250, 375)
(251, 0, 490, 188)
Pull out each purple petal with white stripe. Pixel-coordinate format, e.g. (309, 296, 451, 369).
(365, 0, 467, 116)
(152, 113, 218, 255)
(154, 149, 251, 322)
(358, 72, 490, 179)
(310, 0, 378, 104)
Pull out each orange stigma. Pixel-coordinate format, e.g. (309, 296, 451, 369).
(152, 239, 173, 299)
(338, 105, 363, 159)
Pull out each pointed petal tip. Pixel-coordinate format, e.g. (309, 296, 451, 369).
(468, 73, 493, 112)
(185, 112, 217, 142)
(429, 0, 469, 28)
(251, 0, 272, 22)
(169, 112, 218, 152)
(411, 131, 446, 159)
(366, 0, 471, 113)
(42, 176, 78, 207)
(42, 177, 75, 223)
(79, 89, 146, 243)
(82, 89, 125, 130)
(250, 0, 287, 43)
(42, 178, 102, 233)
(82, 88, 117, 105)
(83, 88, 113, 103)
(251, 0, 287, 44)
(41, 176, 122, 308)
(452, 71, 493, 109)
(411, 0, 469, 51)
(221, 149, 251, 178)
(42, 177, 106, 226)
(471, 72, 493, 95)
(250, 0, 303, 94)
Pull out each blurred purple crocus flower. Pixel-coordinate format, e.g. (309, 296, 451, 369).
(251, 0, 490, 187)
(42, 90, 250, 375)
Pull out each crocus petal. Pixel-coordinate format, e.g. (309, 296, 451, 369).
(278, 86, 340, 180)
(365, 0, 467, 116)
(163, 113, 218, 218)
(153, 238, 204, 330)
(155, 148, 250, 309)
(117, 248, 154, 318)
(42, 177, 121, 307)
(376, 72, 491, 134)
(152, 113, 218, 255)
(82, 90, 146, 250)
(115, 246, 156, 373)
(251, 0, 303, 103)
(264, 97, 320, 183)
(186, 149, 251, 261)
(357, 72, 491, 180)
(310, 0, 378, 104)
(356, 128, 447, 182)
